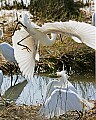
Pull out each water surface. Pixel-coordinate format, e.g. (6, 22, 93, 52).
(1, 73, 96, 105)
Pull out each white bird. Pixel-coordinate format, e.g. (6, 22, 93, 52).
(46, 70, 77, 98)
(0, 70, 3, 95)
(12, 27, 39, 80)
(92, 12, 96, 26)
(12, 13, 96, 80)
(39, 88, 94, 119)
(19, 13, 57, 46)
(40, 20, 96, 49)
(0, 42, 17, 63)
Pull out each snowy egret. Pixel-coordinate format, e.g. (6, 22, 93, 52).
(46, 70, 77, 98)
(0, 70, 3, 96)
(12, 27, 39, 79)
(12, 13, 96, 80)
(39, 88, 94, 119)
(13, 13, 57, 46)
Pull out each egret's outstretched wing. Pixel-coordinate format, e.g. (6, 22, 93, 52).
(40, 21, 96, 50)
(0, 42, 17, 63)
(12, 27, 38, 80)
(39, 89, 94, 118)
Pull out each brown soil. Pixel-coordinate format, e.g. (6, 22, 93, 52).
(0, 101, 96, 120)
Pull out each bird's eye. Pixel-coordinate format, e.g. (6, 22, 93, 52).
(20, 15, 22, 18)
(47, 34, 51, 38)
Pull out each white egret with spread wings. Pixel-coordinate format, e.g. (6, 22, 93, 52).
(12, 13, 96, 80)
(39, 87, 94, 119)
(46, 70, 77, 98)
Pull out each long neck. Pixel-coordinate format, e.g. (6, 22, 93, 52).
(61, 74, 68, 83)
(46, 33, 57, 46)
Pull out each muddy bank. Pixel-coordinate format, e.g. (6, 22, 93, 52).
(0, 102, 96, 120)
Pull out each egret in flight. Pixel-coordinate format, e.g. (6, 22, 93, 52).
(12, 13, 96, 80)
(12, 27, 39, 80)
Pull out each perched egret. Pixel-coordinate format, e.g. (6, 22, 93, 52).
(12, 13, 96, 80)
(39, 88, 94, 119)
(46, 70, 77, 98)
(0, 70, 3, 96)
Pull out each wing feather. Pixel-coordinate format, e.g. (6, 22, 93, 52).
(12, 27, 38, 80)
(40, 21, 96, 50)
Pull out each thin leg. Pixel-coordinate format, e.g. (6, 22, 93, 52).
(12, 21, 27, 36)
(14, 74, 18, 86)
(60, 34, 63, 42)
(10, 66, 13, 87)
(75, 110, 83, 119)
(17, 34, 31, 52)
(14, 65, 19, 86)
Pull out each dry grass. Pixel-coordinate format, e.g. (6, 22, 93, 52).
(0, 102, 96, 120)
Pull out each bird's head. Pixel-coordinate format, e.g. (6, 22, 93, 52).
(56, 70, 69, 79)
(56, 70, 66, 76)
